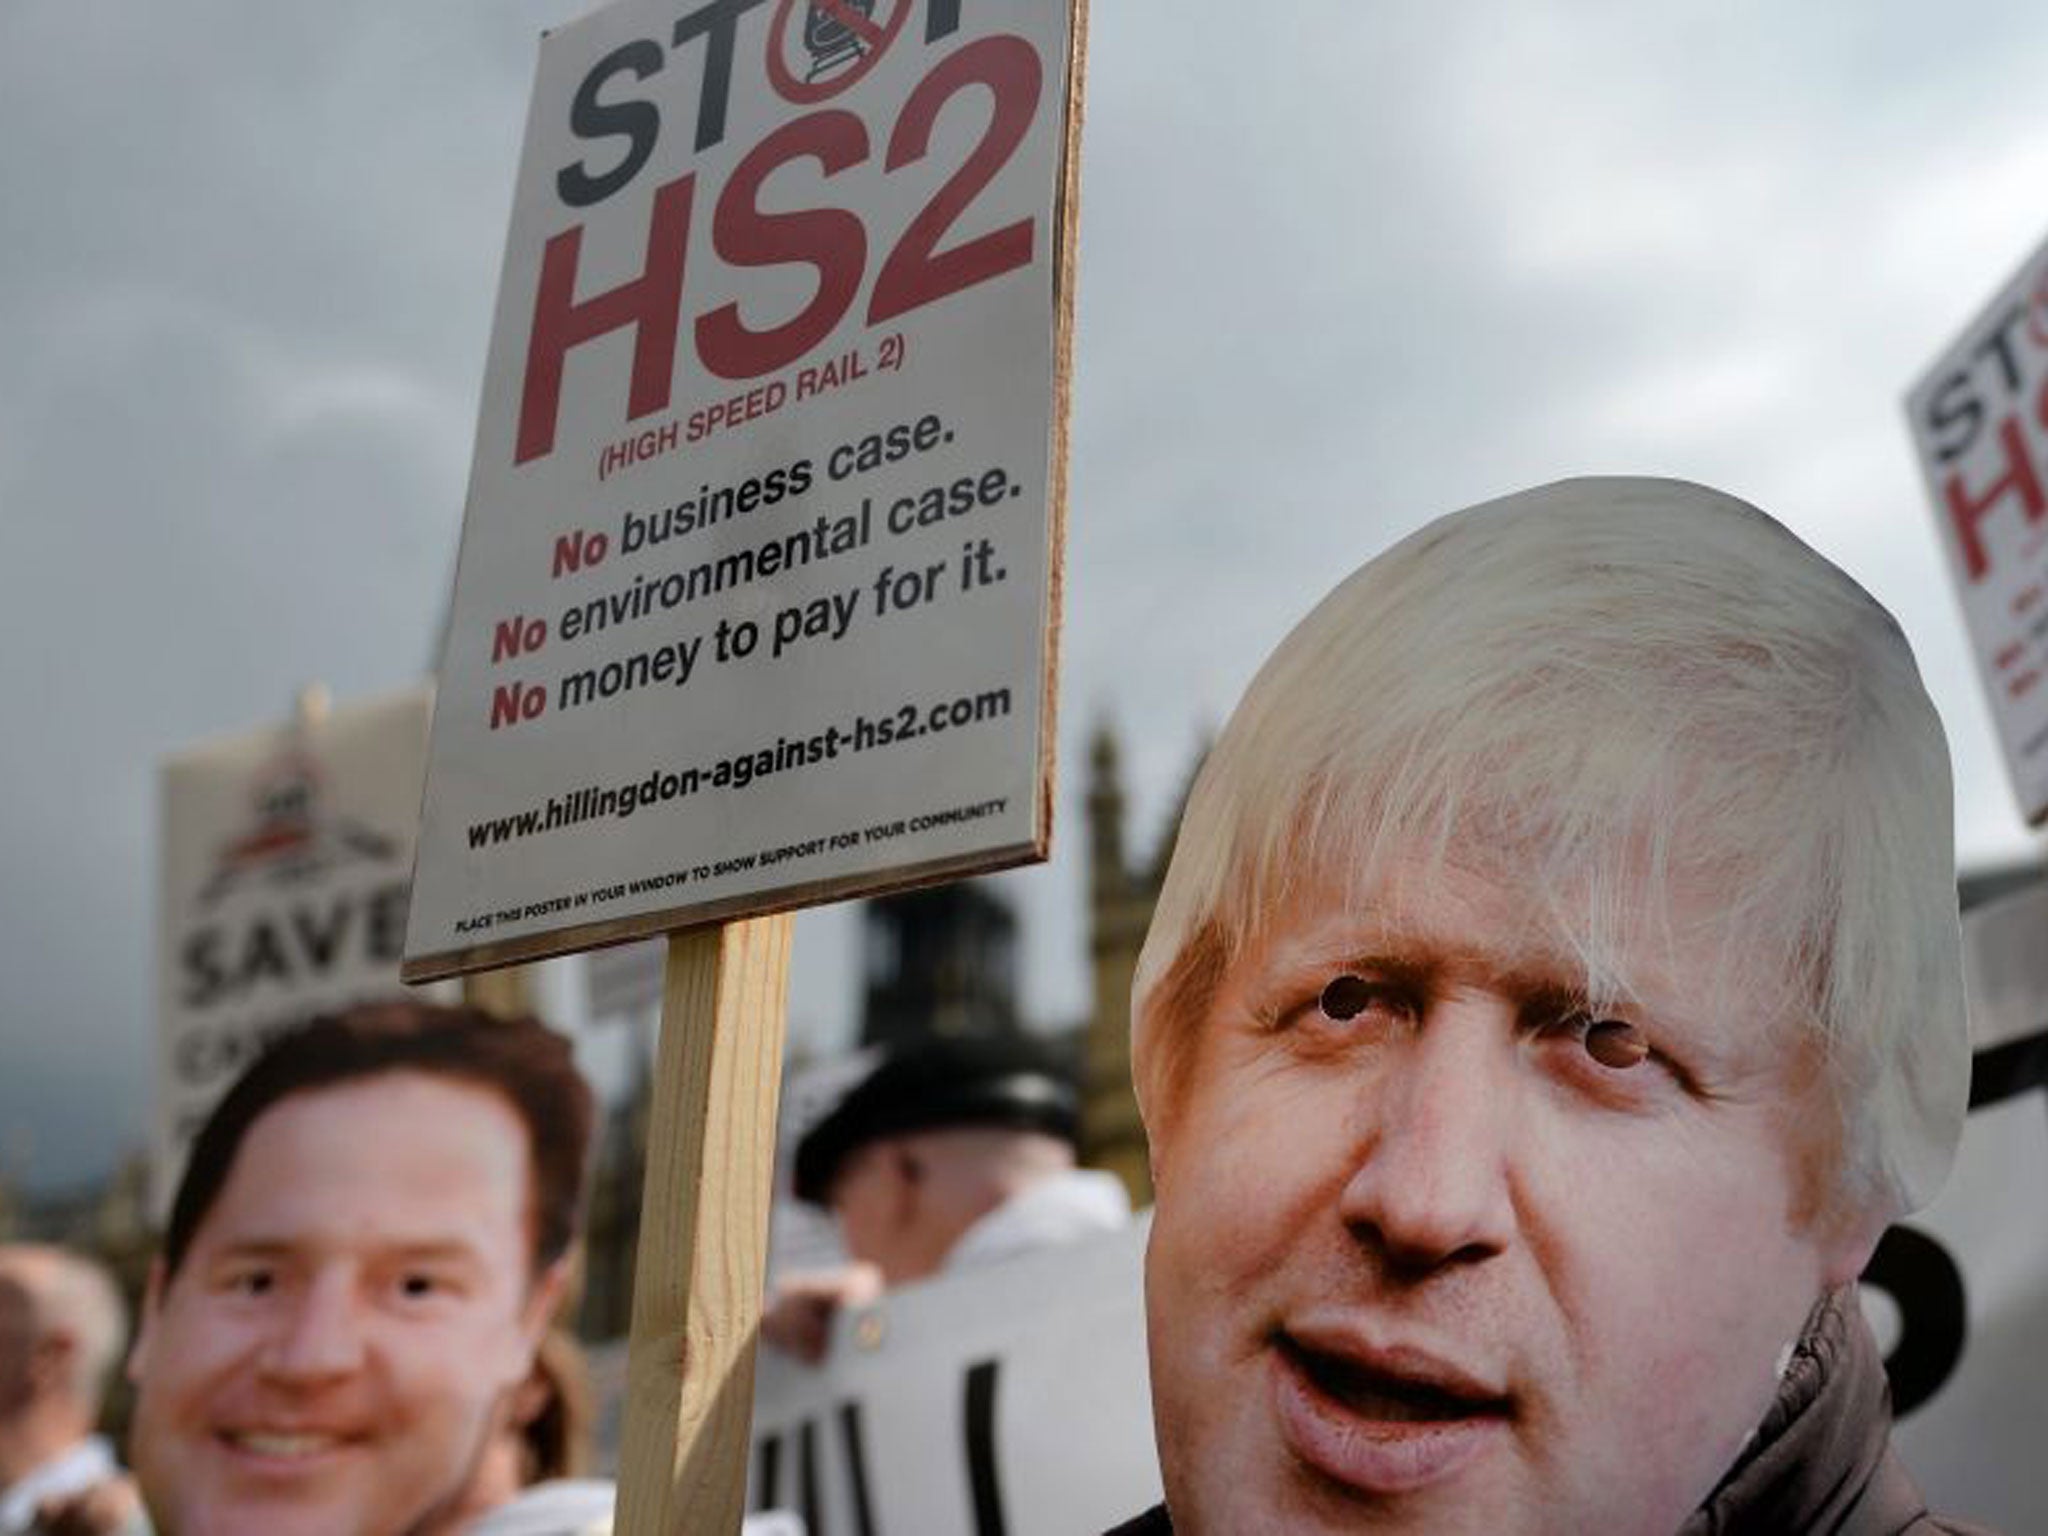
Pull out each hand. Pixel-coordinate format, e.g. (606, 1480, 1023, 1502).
(36, 1475, 148, 1536)
(760, 1262, 884, 1365)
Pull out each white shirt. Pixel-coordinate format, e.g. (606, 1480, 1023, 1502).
(460, 1481, 803, 1536)
(463, 1479, 617, 1536)
(0, 1436, 121, 1535)
(944, 1168, 1133, 1273)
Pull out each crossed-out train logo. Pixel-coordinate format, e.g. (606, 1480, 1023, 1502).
(770, 0, 913, 102)
(803, 0, 874, 79)
(197, 748, 400, 905)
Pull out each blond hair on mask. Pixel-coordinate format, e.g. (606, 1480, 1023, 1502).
(1133, 477, 1967, 1222)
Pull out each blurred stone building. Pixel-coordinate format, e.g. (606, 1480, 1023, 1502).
(860, 881, 1021, 1047)
(1076, 724, 1199, 1209)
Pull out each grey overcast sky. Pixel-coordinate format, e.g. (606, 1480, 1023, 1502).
(4, 0, 2047, 1192)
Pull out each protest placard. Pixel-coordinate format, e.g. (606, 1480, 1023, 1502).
(584, 1223, 1158, 1532)
(748, 1221, 1158, 1534)
(1871, 879, 2048, 1535)
(404, 0, 1086, 982)
(156, 685, 435, 1212)
(400, 3, 1088, 1528)
(1906, 226, 2048, 822)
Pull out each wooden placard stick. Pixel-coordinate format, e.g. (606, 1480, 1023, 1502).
(615, 913, 794, 1535)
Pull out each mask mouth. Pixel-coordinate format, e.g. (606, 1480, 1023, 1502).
(1275, 1331, 1514, 1425)
(216, 1426, 366, 1460)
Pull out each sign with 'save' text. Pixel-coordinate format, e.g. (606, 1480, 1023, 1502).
(157, 687, 437, 1214)
(1906, 225, 2048, 823)
(404, 0, 1083, 980)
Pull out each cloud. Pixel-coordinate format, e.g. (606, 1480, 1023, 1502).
(6, 0, 2048, 1190)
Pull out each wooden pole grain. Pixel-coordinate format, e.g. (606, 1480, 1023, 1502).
(614, 914, 794, 1535)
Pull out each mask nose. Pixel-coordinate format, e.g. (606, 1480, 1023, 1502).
(1337, 999, 1518, 1274)
(262, 1269, 366, 1384)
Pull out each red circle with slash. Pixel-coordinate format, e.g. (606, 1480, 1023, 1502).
(766, 0, 914, 105)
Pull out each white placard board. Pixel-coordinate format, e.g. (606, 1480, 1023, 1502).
(155, 686, 435, 1212)
(1957, 875, 2048, 1050)
(748, 1219, 1159, 1536)
(1867, 885, 2048, 1534)
(405, 0, 1084, 981)
(1906, 226, 2048, 823)
(1877, 1077, 2048, 1536)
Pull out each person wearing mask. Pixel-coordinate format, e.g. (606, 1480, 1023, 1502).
(125, 1002, 593, 1536)
(1111, 479, 1988, 1534)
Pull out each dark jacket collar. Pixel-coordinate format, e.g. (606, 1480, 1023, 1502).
(1680, 1286, 1971, 1535)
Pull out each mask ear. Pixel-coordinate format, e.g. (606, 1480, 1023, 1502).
(484, 1258, 569, 1405)
(517, 1257, 573, 1358)
(1821, 1207, 1889, 1290)
(127, 1257, 168, 1386)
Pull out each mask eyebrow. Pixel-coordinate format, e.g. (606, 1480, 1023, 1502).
(202, 1239, 299, 1267)
(201, 1232, 490, 1270)
(377, 1242, 487, 1270)
(1268, 909, 1595, 1001)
